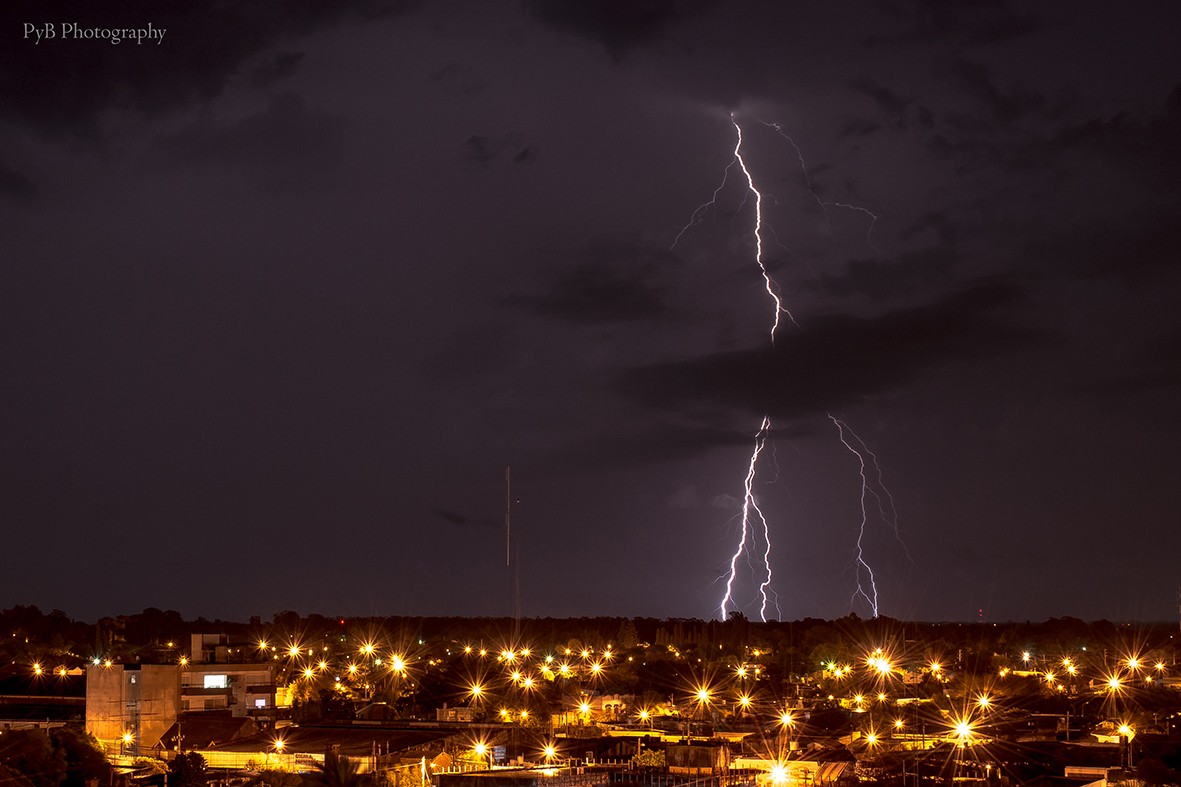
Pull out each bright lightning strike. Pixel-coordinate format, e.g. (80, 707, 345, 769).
(678, 115, 807, 621)
(672, 115, 795, 337)
(731, 114, 794, 340)
(678, 115, 790, 622)
(828, 414, 907, 617)
(723, 115, 785, 622)
(679, 113, 899, 622)
(720, 416, 780, 623)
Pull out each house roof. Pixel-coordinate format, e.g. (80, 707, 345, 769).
(208, 725, 458, 757)
(158, 716, 260, 750)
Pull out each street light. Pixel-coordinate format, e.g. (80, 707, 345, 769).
(473, 742, 493, 769)
(952, 718, 974, 747)
(1118, 723, 1135, 768)
(778, 710, 795, 754)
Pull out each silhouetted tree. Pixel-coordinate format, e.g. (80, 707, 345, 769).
(50, 728, 110, 787)
(0, 764, 36, 787)
(0, 730, 66, 787)
(303, 756, 372, 787)
(169, 752, 207, 787)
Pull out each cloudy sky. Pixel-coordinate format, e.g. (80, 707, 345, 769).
(3, 1, 1180, 624)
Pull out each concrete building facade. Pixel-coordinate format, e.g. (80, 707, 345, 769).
(86, 664, 181, 756)
(87, 660, 277, 755)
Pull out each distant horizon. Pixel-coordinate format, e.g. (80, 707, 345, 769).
(10, 603, 1179, 629)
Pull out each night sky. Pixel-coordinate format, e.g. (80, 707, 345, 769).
(4, 1, 1180, 624)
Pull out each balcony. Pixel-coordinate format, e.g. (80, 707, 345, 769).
(181, 686, 233, 696)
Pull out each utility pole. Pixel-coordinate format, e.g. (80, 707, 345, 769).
(505, 467, 522, 641)
(513, 497, 521, 641)
(505, 467, 511, 568)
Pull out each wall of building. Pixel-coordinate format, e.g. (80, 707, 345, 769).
(85, 664, 180, 754)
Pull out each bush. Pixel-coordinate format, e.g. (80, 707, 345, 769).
(632, 750, 665, 768)
(169, 752, 207, 787)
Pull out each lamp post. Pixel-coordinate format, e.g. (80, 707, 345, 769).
(779, 711, 794, 757)
(1118, 724, 1134, 770)
(693, 687, 711, 742)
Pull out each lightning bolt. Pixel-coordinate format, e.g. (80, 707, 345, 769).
(761, 121, 883, 253)
(715, 114, 786, 622)
(674, 114, 786, 622)
(720, 416, 780, 622)
(671, 160, 734, 250)
(678, 113, 901, 622)
(828, 414, 908, 618)
(672, 115, 796, 337)
(732, 115, 794, 340)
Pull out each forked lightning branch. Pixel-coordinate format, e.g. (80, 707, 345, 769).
(674, 113, 905, 621)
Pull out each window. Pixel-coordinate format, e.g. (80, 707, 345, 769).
(204, 674, 228, 689)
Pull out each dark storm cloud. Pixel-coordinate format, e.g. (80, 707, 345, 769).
(1140, 325, 1181, 388)
(1087, 324, 1181, 397)
(942, 60, 1046, 125)
(500, 242, 677, 324)
(1019, 85, 1181, 279)
(810, 246, 957, 301)
(523, 0, 706, 58)
(1049, 84, 1181, 180)
(921, 77, 1178, 179)
(848, 78, 934, 132)
(812, 213, 961, 301)
(433, 509, 498, 528)
(1031, 216, 1181, 283)
(898, 212, 959, 247)
(249, 51, 306, 86)
(560, 420, 812, 473)
(867, 0, 1046, 47)
(838, 118, 883, 139)
(0, 0, 411, 137)
(464, 135, 537, 166)
(0, 160, 38, 203)
(159, 92, 341, 172)
(619, 280, 1032, 419)
(429, 63, 488, 96)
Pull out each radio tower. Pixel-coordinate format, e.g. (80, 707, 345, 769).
(513, 498, 521, 641)
(505, 467, 521, 641)
(505, 467, 511, 567)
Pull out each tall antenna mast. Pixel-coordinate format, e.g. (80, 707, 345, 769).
(504, 467, 511, 567)
(514, 497, 522, 640)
